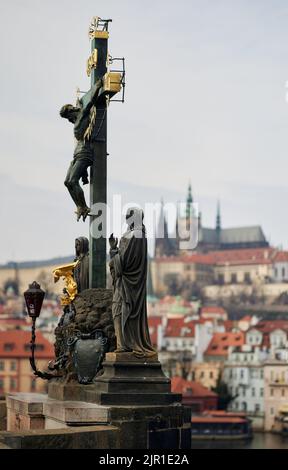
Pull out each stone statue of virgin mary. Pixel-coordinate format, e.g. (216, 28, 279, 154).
(109, 207, 156, 358)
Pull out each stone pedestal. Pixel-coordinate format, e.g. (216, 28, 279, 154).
(6, 394, 46, 431)
(5, 353, 191, 448)
(48, 352, 182, 406)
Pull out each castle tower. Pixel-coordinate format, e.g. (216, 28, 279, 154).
(216, 200, 221, 246)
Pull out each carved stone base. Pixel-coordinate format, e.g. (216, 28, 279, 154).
(48, 351, 181, 406)
(52, 288, 115, 384)
(93, 351, 171, 394)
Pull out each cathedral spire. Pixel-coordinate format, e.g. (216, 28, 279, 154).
(155, 199, 174, 257)
(216, 200, 221, 232)
(186, 182, 193, 220)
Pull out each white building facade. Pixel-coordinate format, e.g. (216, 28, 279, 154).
(223, 345, 268, 430)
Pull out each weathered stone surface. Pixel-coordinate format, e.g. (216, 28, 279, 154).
(6, 393, 47, 432)
(84, 391, 182, 406)
(50, 288, 115, 387)
(43, 400, 110, 425)
(0, 401, 7, 431)
(105, 351, 158, 362)
(93, 355, 172, 398)
(3, 393, 191, 449)
(0, 425, 120, 449)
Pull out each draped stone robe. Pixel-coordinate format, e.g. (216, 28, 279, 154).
(109, 227, 155, 358)
(74, 237, 89, 293)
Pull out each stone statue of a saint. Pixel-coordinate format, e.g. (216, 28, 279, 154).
(109, 207, 156, 358)
(60, 79, 102, 222)
(73, 236, 89, 293)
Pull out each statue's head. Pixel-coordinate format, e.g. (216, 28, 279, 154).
(60, 104, 80, 123)
(75, 237, 89, 257)
(126, 207, 144, 230)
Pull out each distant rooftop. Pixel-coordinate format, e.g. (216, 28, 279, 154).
(0, 256, 74, 270)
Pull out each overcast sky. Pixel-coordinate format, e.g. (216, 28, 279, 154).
(1, 0, 288, 263)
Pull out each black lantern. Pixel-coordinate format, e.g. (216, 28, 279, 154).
(23, 281, 55, 380)
(24, 281, 45, 318)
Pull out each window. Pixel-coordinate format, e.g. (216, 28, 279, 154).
(240, 369, 244, 379)
(255, 404, 260, 413)
(282, 389, 285, 397)
(0, 378, 3, 390)
(4, 343, 14, 351)
(270, 388, 274, 397)
(271, 408, 274, 416)
(260, 388, 264, 397)
(10, 361, 16, 371)
(242, 388, 246, 398)
(231, 273, 237, 284)
(0, 362, 4, 371)
(31, 379, 36, 391)
(244, 272, 251, 284)
(218, 274, 224, 285)
(200, 371, 205, 379)
(260, 370, 264, 379)
(282, 267, 285, 278)
(10, 378, 17, 390)
(209, 371, 214, 379)
(252, 388, 256, 397)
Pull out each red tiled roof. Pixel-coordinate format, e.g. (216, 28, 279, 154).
(0, 318, 27, 325)
(155, 248, 276, 266)
(164, 318, 196, 338)
(253, 321, 288, 334)
(0, 330, 54, 358)
(274, 251, 288, 263)
(222, 320, 236, 331)
(204, 332, 245, 357)
(200, 306, 227, 317)
(148, 317, 162, 345)
(208, 248, 275, 266)
(171, 377, 217, 397)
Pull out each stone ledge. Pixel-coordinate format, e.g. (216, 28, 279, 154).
(0, 425, 120, 449)
(44, 400, 110, 424)
(6, 393, 48, 415)
(84, 391, 182, 406)
(105, 352, 158, 362)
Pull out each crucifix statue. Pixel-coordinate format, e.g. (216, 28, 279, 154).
(60, 17, 124, 289)
(60, 79, 103, 222)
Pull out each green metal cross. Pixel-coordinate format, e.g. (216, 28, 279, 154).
(80, 17, 123, 289)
